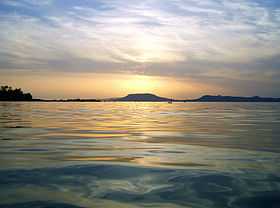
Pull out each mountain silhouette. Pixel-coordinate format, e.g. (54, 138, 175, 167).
(112, 94, 280, 102)
(192, 95, 280, 102)
(113, 93, 173, 102)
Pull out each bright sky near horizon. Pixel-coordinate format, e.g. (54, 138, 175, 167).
(0, 0, 280, 99)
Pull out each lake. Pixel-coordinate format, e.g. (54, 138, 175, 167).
(0, 102, 280, 208)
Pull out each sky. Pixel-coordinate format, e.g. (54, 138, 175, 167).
(0, 0, 280, 99)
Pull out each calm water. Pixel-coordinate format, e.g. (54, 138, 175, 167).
(0, 102, 280, 208)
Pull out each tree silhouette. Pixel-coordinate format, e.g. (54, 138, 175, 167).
(0, 86, 32, 101)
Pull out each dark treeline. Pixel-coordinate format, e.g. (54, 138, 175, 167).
(0, 86, 32, 101)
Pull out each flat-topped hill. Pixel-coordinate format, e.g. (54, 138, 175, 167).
(114, 93, 172, 102)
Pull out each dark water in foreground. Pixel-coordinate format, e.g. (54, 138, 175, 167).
(0, 102, 280, 208)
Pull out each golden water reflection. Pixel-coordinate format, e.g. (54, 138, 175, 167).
(1, 102, 280, 208)
(0, 102, 280, 172)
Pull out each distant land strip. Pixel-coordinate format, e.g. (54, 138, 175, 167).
(1, 86, 280, 102)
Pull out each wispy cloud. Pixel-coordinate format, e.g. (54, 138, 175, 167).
(0, 0, 280, 96)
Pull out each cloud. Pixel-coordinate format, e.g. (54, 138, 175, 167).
(1, 0, 53, 7)
(0, 0, 280, 95)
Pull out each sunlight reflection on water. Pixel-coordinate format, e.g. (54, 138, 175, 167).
(0, 102, 280, 207)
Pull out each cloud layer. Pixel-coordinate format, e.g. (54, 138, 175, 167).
(0, 0, 280, 96)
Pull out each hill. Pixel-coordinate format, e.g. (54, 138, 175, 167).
(190, 95, 280, 102)
(113, 93, 173, 102)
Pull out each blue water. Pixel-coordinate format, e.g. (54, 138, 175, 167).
(0, 102, 280, 207)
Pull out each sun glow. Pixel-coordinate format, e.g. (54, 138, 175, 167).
(124, 33, 185, 63)
(1, 71, 222, 99)
(121, 75, 160, 92)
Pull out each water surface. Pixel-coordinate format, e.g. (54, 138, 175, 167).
(0, 102, 280, 207)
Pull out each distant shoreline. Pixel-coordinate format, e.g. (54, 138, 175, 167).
(1, 87, 280, 102)
(1, 101, 280, 103)
(1, 98, 280, 103)
(29, 94, 280, 102)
